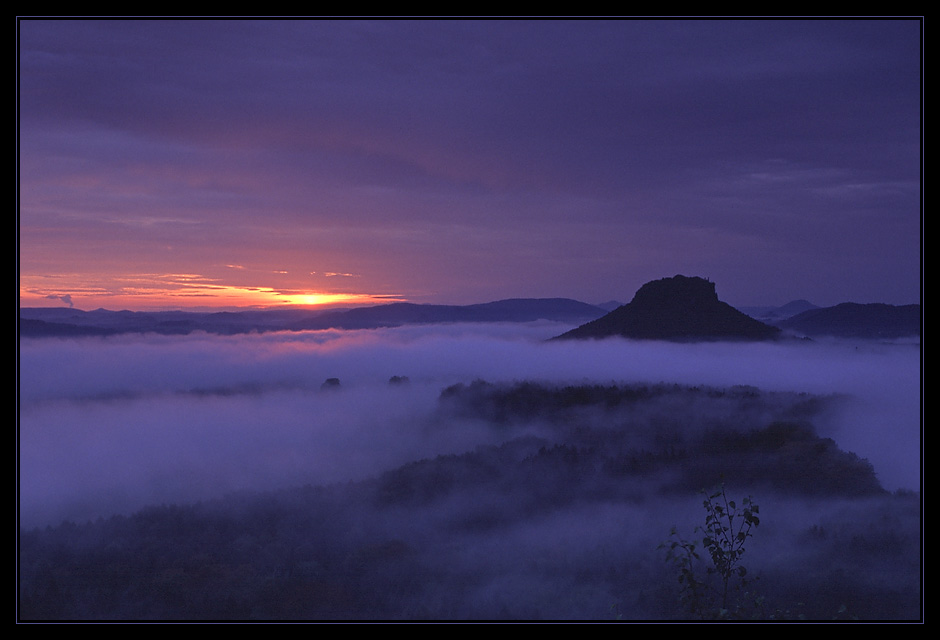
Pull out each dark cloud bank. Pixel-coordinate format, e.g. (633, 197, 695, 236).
(18, 324, 921, 620)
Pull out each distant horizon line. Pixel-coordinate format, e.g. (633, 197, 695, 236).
(18, 296, 604, 314)
(18, 296, 923, 315)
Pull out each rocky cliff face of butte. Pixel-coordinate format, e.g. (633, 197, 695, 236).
(554, 275, 780, 342)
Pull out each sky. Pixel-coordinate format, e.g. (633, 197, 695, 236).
(18, 18, 922, 311)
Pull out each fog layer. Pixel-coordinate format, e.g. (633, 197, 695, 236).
(19, 322, 920, 528)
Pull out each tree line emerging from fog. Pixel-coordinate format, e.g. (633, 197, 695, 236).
(19, 381, 920, 621)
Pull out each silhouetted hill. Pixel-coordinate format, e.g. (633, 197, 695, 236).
(18, 308, 313, 337)
(595, 300, 624, 312)
(554, 275, 780, 342)
(20, 299, 607, 338)
(18, 318, 118, 337)
(291, 298, 606, 330)
(737, 299, 819, 322)
(776, 302, 921, 339)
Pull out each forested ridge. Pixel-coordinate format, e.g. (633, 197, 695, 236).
(18, 381, 920, 621)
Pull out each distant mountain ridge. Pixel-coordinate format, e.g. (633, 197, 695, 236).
(736, 299, 820, 322)
(19, 298, 608, 338)
(19, 292, 921, 341)
(775, 302, 921, 339)
(554, 275, 781, 342)
(291, 298, 606, 331)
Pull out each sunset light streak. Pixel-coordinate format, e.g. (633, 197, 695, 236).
(19, 271, 403, 311)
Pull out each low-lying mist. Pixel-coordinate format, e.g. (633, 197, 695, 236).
(19, 321, 919, 529)
(18, 322, 921, 620)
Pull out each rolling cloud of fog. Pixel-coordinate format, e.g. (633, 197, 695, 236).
(18, 322, 920, 529)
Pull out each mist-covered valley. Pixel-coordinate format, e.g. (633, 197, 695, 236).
(18, 321, 921, 620)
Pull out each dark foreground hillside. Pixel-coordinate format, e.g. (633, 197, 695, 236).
(19, 382, 921, 621)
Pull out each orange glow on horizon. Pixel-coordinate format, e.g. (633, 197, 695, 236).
(19, 272, 405, 311)
(280, 292, 385, 307)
